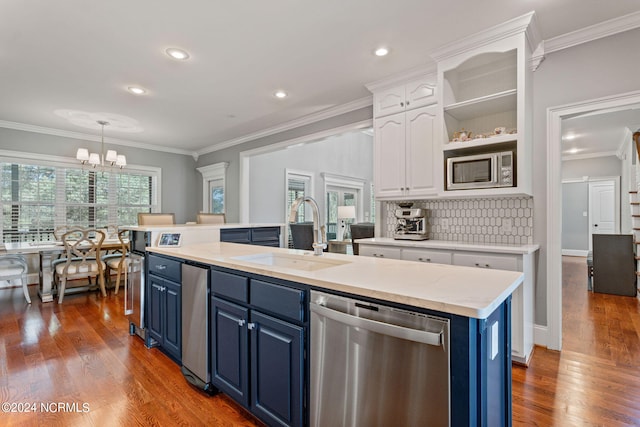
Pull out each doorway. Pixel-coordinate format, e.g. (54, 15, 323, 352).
(588, 178, 619, 247)
(547, 90, 640, 351)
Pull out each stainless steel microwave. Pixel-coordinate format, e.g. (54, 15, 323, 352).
(446, 151, 514, 190)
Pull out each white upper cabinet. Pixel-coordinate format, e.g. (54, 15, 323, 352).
(368, 72, 440, 200)
(373, 77, 437, 118)
(373, 104, 438, 199)
(432, 11, 540, 197)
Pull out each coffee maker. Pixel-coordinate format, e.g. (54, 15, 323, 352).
(393, 208, 428, 240)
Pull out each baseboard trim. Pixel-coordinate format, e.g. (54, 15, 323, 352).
(562, 249, 589, 257)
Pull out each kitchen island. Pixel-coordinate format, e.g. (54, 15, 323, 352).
(146, 241, 523, 426)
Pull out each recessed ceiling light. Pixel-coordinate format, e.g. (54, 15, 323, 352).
(165, 48, 190, 60)
(374, 47, 389, 57)
(128, 86, 146, 95)
(274, 90, 288, 99)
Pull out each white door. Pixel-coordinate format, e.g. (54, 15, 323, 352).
(589, 180, 618, 249)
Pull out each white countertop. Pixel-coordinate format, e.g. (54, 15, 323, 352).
(121, 223, 284, 232)
(147, 242, 523, 319)
(355, 237, 539, 255)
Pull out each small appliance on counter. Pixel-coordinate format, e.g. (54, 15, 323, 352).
(393, 205, 428, 240)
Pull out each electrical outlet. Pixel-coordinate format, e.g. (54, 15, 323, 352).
(441, 218, 450, 231)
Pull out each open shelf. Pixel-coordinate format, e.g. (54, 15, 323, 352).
(443, 132, 518, 152)
(444, 89, 516, 121)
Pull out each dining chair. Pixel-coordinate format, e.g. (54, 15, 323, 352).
(350, 223, 375, 255)
(56, 229, 106, 303)
(137, 213, 176, 225)
(102, 229, 130, 294)
(0, 254, 31, 304)
(196, 213, 226, 224)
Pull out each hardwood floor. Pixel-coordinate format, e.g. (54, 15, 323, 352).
(512, 256, 640, 426)
(2, 258, 640, 426)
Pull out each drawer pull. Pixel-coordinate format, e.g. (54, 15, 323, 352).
(155, 265, 167, 270)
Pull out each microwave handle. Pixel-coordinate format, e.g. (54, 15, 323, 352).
(492, 153, 500, 184)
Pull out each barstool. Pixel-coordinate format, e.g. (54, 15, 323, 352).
(0, 254, 31, 303)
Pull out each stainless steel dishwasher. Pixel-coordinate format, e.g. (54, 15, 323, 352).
(310, 290, 450, 427)
(181, 263, 213, 393)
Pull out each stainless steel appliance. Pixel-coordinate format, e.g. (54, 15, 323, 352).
(310, 291, 450, 427)
(394, 207, 428, 240)
(125, 253, 145, 340)
(181, 263, 213, 393)
(446, 150, 514, 190)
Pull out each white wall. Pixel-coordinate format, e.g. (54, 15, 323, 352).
(248, 131, 373, 223)
(562, 156, 622, 180)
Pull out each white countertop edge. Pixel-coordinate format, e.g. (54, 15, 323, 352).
(147, 242, 523, 319)
(354, 237, 540, 255)
(121, 223, 285, 232)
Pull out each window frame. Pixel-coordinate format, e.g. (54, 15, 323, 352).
(0, 149, 161, 242)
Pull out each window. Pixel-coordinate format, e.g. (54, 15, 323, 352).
(197, 162, 228, 214)
(285, 169, 314, 248)
(322, 173, 364, 240)
(0, 154, 157, 243)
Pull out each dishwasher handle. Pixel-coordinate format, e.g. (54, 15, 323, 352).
(310, 302, 443, 346)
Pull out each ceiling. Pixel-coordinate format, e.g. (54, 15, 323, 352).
(562, 105, 640, 158)
(2, 1, 639, 156)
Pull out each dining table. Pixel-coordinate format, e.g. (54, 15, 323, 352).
(4, 239, 127, 302)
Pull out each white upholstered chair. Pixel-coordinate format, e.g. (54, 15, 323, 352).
(102, 229, 130, 295)
(56, 229, 106, 303)
(137, 213, 175, 225)
(196, 213, 226, 224)
(0, 254, 31, 304)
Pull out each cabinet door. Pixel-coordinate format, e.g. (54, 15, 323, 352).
(373, 85, 406, 117)
(402, 248, 452, 264)
(147, 275, 165, 346)
(359, 245, 401, 260)
(404, 78, 437, 109)
(405, 105, 438, 197)
(374, 113, 406, 199)
(452, 252, 518, 271)
(163, 280, 182, 362)
(211, 297, 250, 407)
(250, 311, 304, 427)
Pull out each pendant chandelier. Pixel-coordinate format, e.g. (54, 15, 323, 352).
(76, 120, 127, 169)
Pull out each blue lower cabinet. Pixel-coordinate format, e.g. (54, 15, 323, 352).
(250, 311, 303, 427)
(211, 296, 250, 406)
(147, 274, 182, 362)
(210, 268, 305, 427)
(220, 227, 281, 247)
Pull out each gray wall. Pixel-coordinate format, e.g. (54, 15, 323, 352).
(562, 156, 622, 180)
(533, 27, 640, 326)
(0, 127, 199, 223)
(561, 182, 589, 251)
(248, 131, 373, 223)
(196, 106, 373, 222)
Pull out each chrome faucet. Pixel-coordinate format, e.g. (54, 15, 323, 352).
(289, 196, 327, 255)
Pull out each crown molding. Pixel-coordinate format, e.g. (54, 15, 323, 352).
(561, 150, 619, 162)
(196, 95, 373, 156)
(431, 11, 537, 63)
(364, 63, 437, 93)
(0, 120, 196, 157)
(545, 10, 640, 55)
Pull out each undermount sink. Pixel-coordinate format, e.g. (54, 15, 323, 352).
(232, 252, 350, 272)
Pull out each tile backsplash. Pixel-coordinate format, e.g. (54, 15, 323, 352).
(383, 197, 534, 245)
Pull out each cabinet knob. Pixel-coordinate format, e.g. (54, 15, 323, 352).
(238, 319, 246, 327)
(406, 101, 410, 106)
(485, 264, 490, 268)
(400, 102, 404, 107)
(247, 322, 256, 330)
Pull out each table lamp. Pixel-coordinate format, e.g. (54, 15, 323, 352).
(337, 206, 356, 241)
